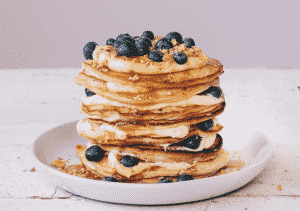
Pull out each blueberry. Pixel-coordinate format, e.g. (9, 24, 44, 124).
(155, 38, 173, 50)
(148, 51, 163, 62)
(85, 88, 96, 97)
(106, 38, 115, 46)
(177, 174, 194, 182)
(101, 176, 118, 182)
(199, 86, 222, 98)
(113, 37, 135, 49)
(166, 32, 183, 44)
(119, 155, 139, 167)
(135, 40, 150, 56)
(116, 33, 132, 40)
(85, 145, 105, 162)
(183, 38, 195, 48)
(117, 42, 137, 57)
(113, 40, 123, 48)
(137, 37, 152, 47)
(83, 42, 98, 60)
(116, 36, 135, 45)
(196, 119, 214, 131)
(175, 135, 201, 149)
(173, 52, 187, 65)
(141, 31, 154, 41)
(158, 178, 174, 183)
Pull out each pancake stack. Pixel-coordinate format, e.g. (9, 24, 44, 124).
(72, 31, 230, 183)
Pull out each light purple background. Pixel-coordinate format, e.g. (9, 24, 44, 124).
(1, 0, 299, 69)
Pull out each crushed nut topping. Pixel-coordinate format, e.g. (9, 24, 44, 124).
(51, 160, 67, 168)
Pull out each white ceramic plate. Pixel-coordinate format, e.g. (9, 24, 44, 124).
(31, 120, 273, 205)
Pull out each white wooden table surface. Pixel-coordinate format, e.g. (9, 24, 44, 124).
(1, 68, 300, 211)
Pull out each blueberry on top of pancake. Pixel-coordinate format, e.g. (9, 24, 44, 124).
(155, 37, 173, 50)
(166, 32, 183, 44)
(116, 33, 132, 40)
(183, 38, 195, 48)
(148, 50, 163, 62)
(173, 52, 187, 65)
(135, 39, 150, 56)
(137, 37, 152, 47)
(117, 43, 138, 57)
(141, 31, 154, 41)
(83, 42, 98, 60)
(106, 38, 115, 46)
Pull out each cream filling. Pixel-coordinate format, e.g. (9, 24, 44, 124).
(107, 151, 194, 178)
(159, 118, 217, 152)
(82, 92, 223, 111)
(161, 134, 216, 152)
(77, 119, 127, 140)
(86, 119, 217, 153)
(78, 118, 190, 139)
(106, 82, 149, 93)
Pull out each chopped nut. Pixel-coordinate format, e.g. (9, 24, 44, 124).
(173, 46, 180, 51)
(171, 39, 178, 46)
(219, 169, 226, 175)
(129, 74, 140, 81)
(30, 167, 36, 172)
(277, 184, 282, 191)
(161, 49, 168, 55)
(51, 160, 66, 168)
(178, 44, 186, 52)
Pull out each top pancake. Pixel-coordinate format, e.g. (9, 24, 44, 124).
(92, 37, 222, 75)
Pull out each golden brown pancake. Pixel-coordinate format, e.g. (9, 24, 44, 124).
(72, 32, 230, 183)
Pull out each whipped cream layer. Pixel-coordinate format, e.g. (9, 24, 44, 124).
(85, 118, 218, 151)
(77, 119, 190, 139)
(82, 92, 224, 111)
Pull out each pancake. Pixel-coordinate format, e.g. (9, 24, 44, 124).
(71, 31, 230, 183)
(97, 134, 224, 163)
(86, 101, 225, 127)
(80, 99, 225, 123)
(75, 137, 229, 180)
(73, 72, 221, 106)
(81, 58, 223, 89)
